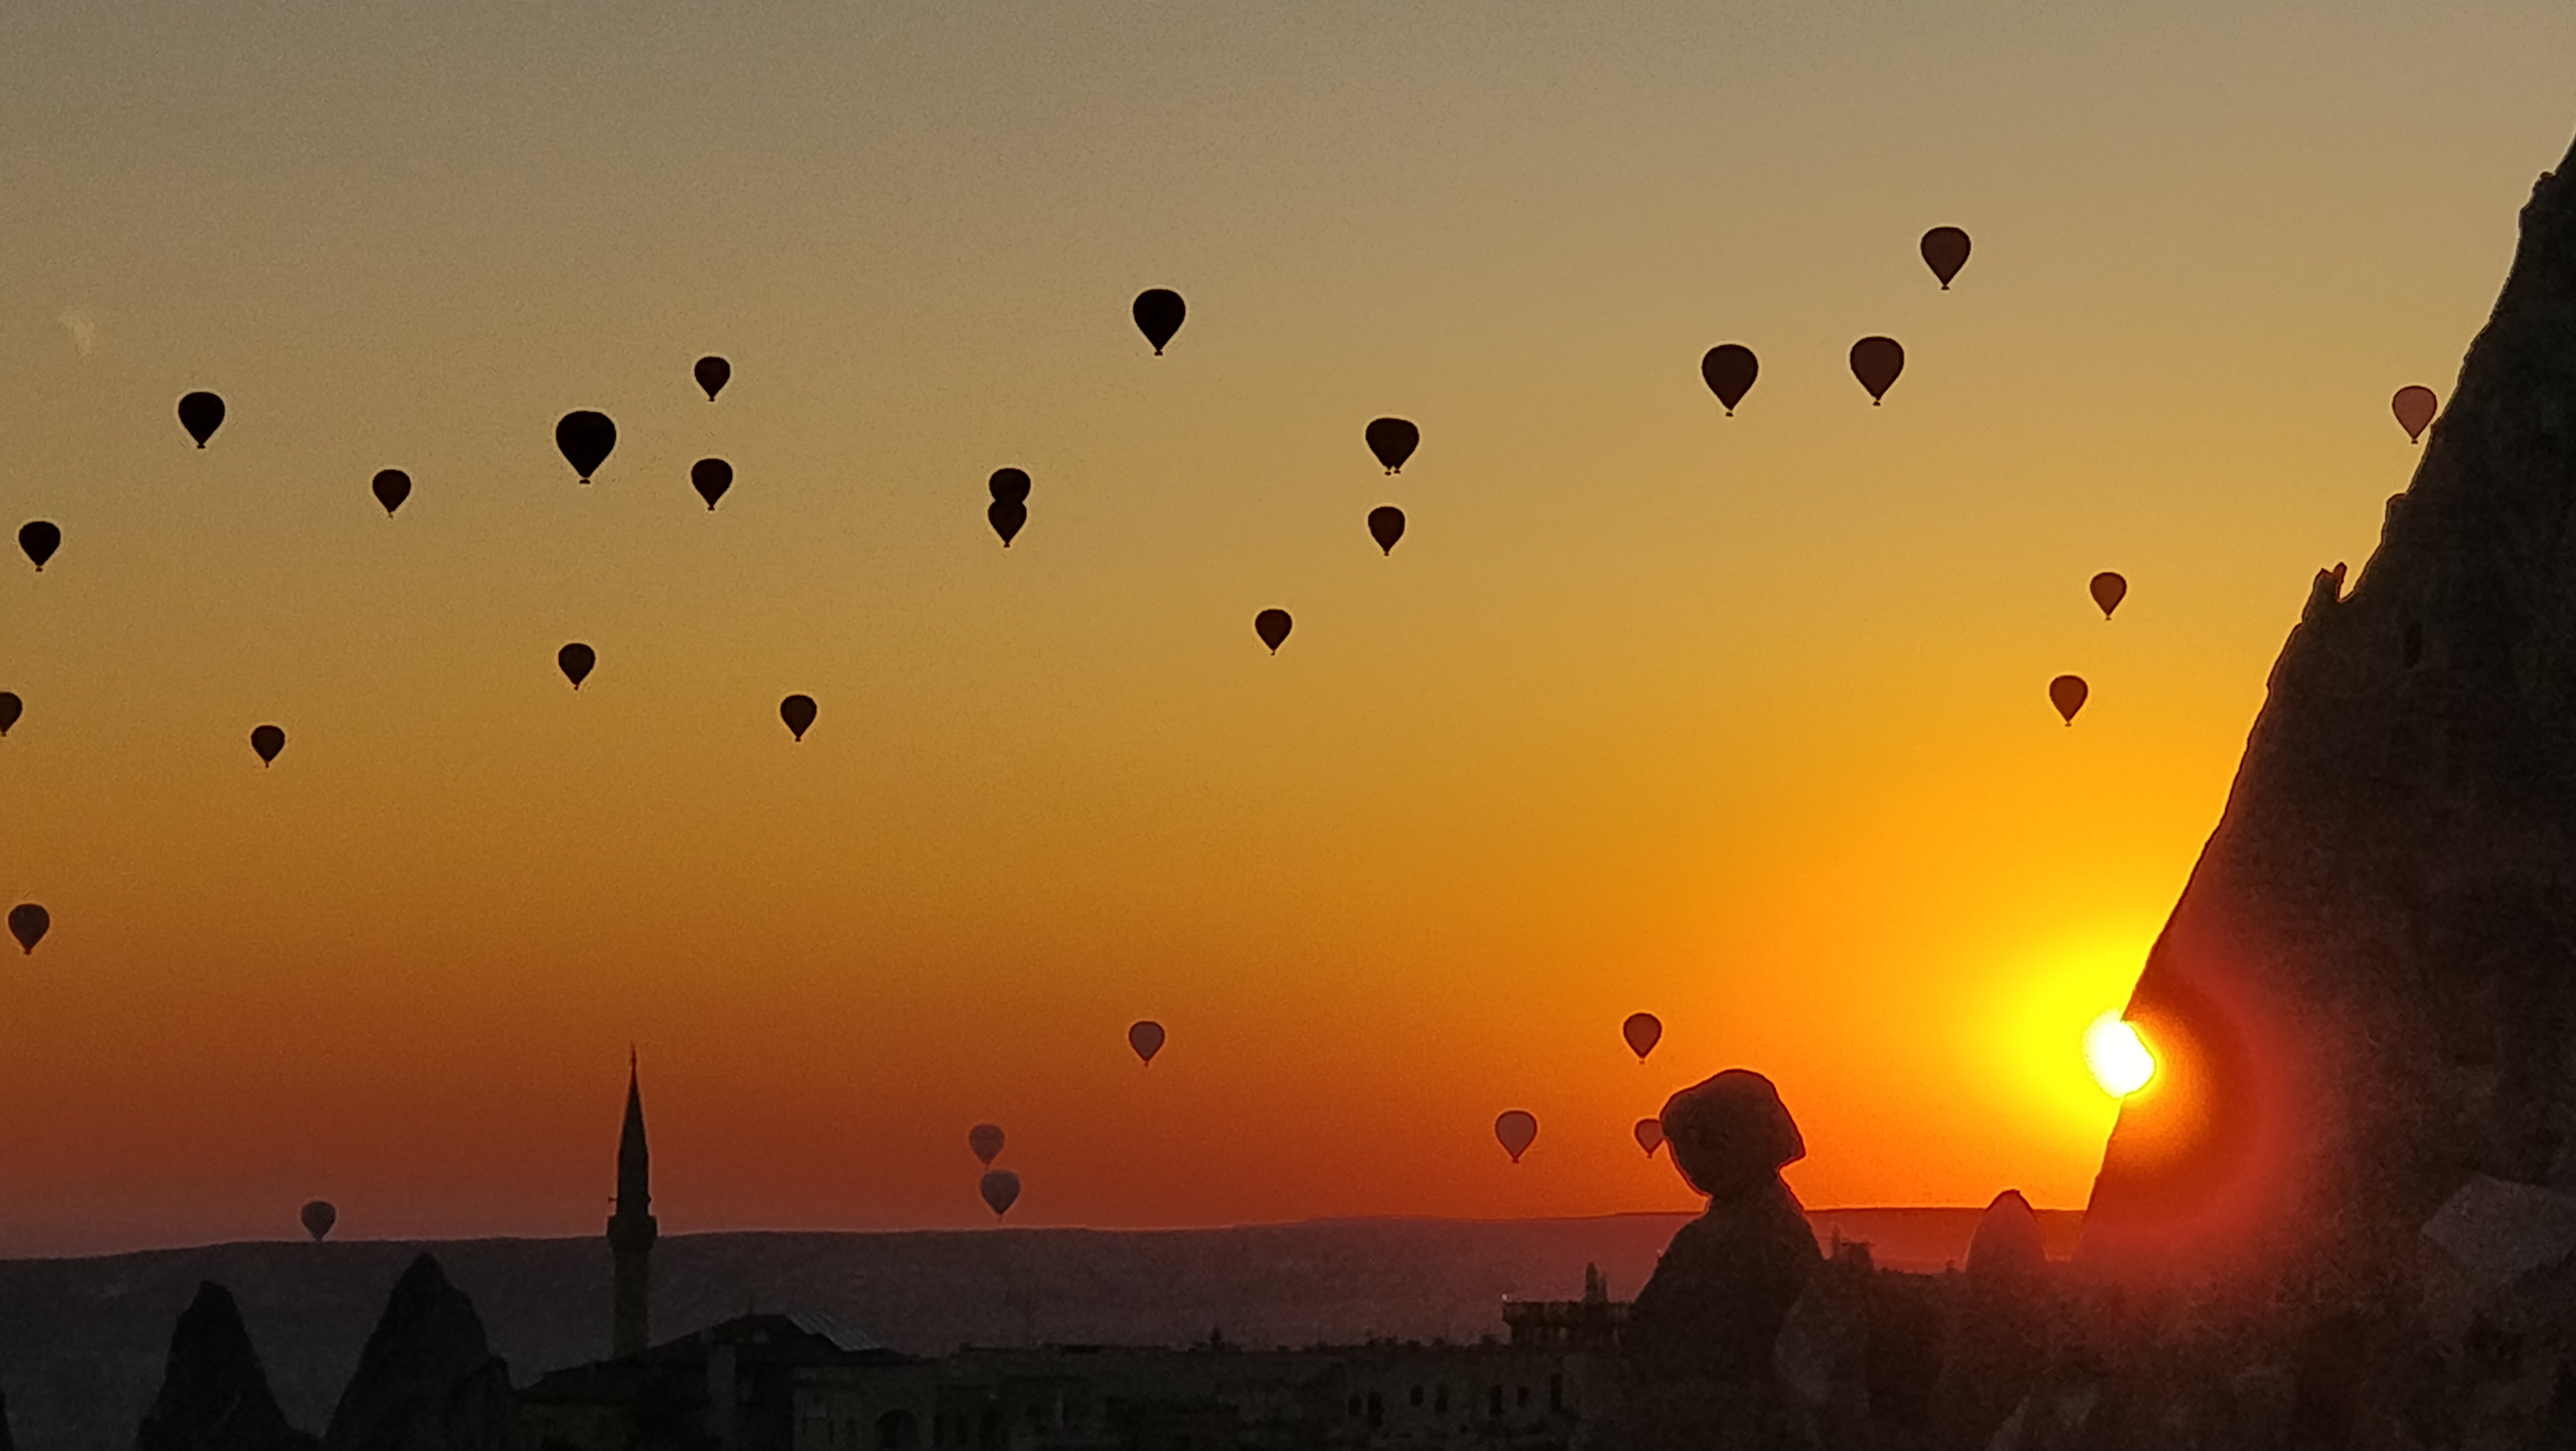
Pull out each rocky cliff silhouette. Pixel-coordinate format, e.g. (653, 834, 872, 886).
(321, 1256, 515, 1451)
(135, 1283, 317, 1451)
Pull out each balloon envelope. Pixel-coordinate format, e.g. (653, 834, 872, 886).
(1128, 1020, 1165, 1064)
(691, 458, 733, 510)
(1368, 506, 1406, 556)
(300, 1200, 336, 1242)
(1701, 345, 1758, 414)
(7, 903, 47, 955)
(178, 391, 226, 447)
(1254, 609, 1293, 653)
(695, 355, 731, 401)
(979, 1169, 1022, 1217)
(780, 694, 817, 741)
(2393, 385, 2438, 444)
(1635, 1118, 1666, 1157)
(0, 692, 20, 736)
(1495, 1110, 1539, 1163)
(2090, 571, 2127, 620)
(2050, 674, 2089, 725)
(1622, 1012, 1663, 1061)
(559, 643, 596, 690)
(19, 521, 60, 572)
(989, 468, 1032, 504)
(372, 470, 411, 516)
(1850, 337, 1905, 403)
(1920, 227, 1971, 289)
(556, 411, 616, 482)
(1133, 289, 1186, 353)
(250, 725, 285, 766)
(1365, 417, 1420, 474)
(968, 1123, 1005, 1165)
(988, 499, 1027, 547)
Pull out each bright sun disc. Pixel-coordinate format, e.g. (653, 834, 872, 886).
(2084, 1012, 2155, 1097)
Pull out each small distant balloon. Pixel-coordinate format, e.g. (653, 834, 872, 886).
(250, 725, 285, 766)
(19, 522, 61, 572)
(691, 458, 733, 510)
(178, 391, 226, 447)
(0, 692, 20, 736)
(1365, 418, 1420, 474)
(979, 1169, 1022, 1217)
(2393, 386, 2438, 444)
(780, 694, 817, 741)
(1920, 228, 1972, 289)
(1701, 345, 1759, 414)
(1622, 1012, 1663, 1061)
(300, 1200, 336, 1242)
(1850, 337, 1905, 404)
(2090, 572, 2127, 620)
(988, 469, 1031, 548)
(1495, 1110, 1539, 1164)
(7, 903, 47, 955)
(1133, 289, 1186, 354)
(1368, 506, 1406, 556)
(1634, 1118, 1666, 1157)
(372, 470, 411, 516)
(556, 411, 616, 483)
(558, 643, 596, 690)
(968, 1123, 1005, 1165)
(2050, 674, 2088, 725)
(1128, 1020, 1165, 1065)
(1254, 609, 1293, 654)
(695, 355, 731, 401)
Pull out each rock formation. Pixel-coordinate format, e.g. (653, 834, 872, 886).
(322, 1255, 517, 1451)
(1933, 1192, 2049, 1449)
(134, 1282, 318, 1451)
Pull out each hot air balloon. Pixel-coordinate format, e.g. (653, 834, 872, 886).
(2091, 572, 2127, 620)
(1254, 609, 1293, 653)
(1365, 418, 1419, 474)
(1368, 506, 1406, 556)
(1634, 1118, 1666, 1157)
(980, 1169, 1022, 1217)
(695, 355, 731, 401)
(989, 469, 1032, 505)
(692, 458, 733, 510)
(1921, 228, 1971, 289)
(1128, 1020, 1165, 1065)
(968, 1123, 1005, 1165)
(1495, 1110, 1539, 1164)
(559, 643, 596, 690)
(7, 903, 47, 955)
(1701, 345, 1758, 414)
(556, 411, 616, 483)
(780, 694, 817, 741)
(301, 1200, 337, 1241)
(178, 392, 226, 447)
(988, 469, 1031, 548)
(372, 470, 411, 516)
(2050, 674, 2088, 725)
(1850, 337, 1904, 404)
(2393, 386, 2438, 444)
(1622, 1012, 1663, 1061)
(19, 522, 60, 572)
(0, 692, 20, 737)
(1133, 289, 1186, 354)
(250, 725, 285, 766)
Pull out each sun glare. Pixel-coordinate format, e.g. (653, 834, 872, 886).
(2084, 1012, 2155, 1097)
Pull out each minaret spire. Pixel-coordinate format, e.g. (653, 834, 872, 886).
(607, 1048, 657, 1357)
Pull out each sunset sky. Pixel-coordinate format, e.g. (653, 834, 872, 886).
(1, 0, 2571, 1256)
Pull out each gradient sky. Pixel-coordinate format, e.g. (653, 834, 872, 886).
(1, 0, 2570, 1256)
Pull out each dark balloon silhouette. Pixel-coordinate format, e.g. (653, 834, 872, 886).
(1368, 506, 1406, 556)
(1133, 289, 1186, 354)
(1622, 1012, 1663, 1061)
(1365, 417, 1419, 474)
(556, 411, 616, 483)
(695, 356, 731, 402)
(988, 469, 1031, 547)
(1921, 227, 1972, 289)
(2050, 673, 2089, 725)
(2091, 571, 2128, 620)
(0, 692, 19, 737)
(1495, 1110, 1539, 1164)
(372, 469, 411, 516)
(989, 469, 1032, 504)
(1850, 337, 1905, 403)
(7, 903, 47, 955)
(2393, 385, 2438, 444)
(1700, 345, 1759, 414)
(1635, 1118, 1666, 1157)
(250, 725, 285, 766)
(559, 643, 596, 690)
(968, 1123, 1005, 1165)
(1128, 1020, 1165, 1065)
(1254, 609, 1293, 653)
(300, 1200, 336, 1242)
(980, 1169, 1022, 1217)
(780, 694, 817, 741)
(178, 391, 226, 447)
(691, 458, 733, 510)
(19, 521, 60, 572)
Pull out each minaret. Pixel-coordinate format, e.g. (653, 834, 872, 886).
(607, 1048, 656, 1357)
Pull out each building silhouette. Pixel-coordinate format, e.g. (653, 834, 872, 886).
(607, 1051, 657, 1358)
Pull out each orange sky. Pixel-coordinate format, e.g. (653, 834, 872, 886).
(1, 0, 2572, 1255)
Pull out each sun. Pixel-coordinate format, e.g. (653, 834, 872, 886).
(2084, 1012, 2155, 1097)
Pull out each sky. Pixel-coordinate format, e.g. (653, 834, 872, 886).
(0, 0, 2571, 1257)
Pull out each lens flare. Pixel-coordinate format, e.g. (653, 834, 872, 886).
(2084, 1012, 2155, 1097)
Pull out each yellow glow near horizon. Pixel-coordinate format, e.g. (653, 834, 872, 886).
(2084, 1013, 2156, 1098)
